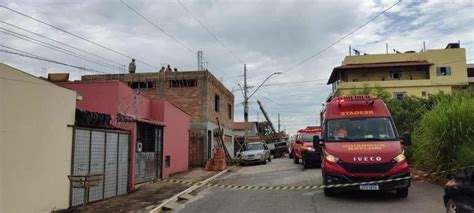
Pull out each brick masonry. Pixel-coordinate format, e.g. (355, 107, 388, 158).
(81, 71, 235, 166)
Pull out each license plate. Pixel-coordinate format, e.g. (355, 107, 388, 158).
(359, 184, 379, 190)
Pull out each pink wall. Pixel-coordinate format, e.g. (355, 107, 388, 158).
(59, 81, 190, 188)
(153, 100, 190, 178)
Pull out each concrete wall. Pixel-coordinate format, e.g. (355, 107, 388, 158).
(0, 64, 76, 212)
(207, 122, 234, 158)
(338, 48, 468, 97)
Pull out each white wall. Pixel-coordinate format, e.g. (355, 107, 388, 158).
(0, 64, 76, 212)
(207, 122, 234, 158)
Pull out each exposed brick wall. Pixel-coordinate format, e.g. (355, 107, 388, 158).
(207, 78, 234, 129)
(81, 71, 234, 127)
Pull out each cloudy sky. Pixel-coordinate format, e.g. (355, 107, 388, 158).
(1, 0, 473, 134)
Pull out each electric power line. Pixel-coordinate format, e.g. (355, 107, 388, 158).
(120, 0, 236, 81)
(1, 29, 122, 72)
(0, 21, 126, 71)
(282, 0, 402, 74)
(0, 46, 110, 74)
(176, 0, 244, 64)
(0, 5, 159, 69)
(121, 0, 195, 54)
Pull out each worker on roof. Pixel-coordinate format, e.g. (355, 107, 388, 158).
(129, 59, 136, 74)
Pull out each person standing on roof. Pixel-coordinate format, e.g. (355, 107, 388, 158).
(129, 59, 136, 74)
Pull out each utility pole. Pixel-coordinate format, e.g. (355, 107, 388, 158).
(243, 64, 249, 145)
(278, 113, 281, 133)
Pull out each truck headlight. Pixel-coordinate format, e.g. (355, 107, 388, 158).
(324, 151, 339, 163)
(393, 152, 406, 162)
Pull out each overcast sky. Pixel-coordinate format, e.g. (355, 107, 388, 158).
(1, 0, 473, 134)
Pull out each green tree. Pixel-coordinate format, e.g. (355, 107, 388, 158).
(257, 121, 274, 136)
(348, 84, 391, 102)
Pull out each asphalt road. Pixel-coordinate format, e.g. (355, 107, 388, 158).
(177, 158, 446, 213)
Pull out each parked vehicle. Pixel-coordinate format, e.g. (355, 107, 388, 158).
(316, 95, 411, 197)
(444, 168, 474, 213)
(240, 142, 271, 165)
(292, 127, 322, 168)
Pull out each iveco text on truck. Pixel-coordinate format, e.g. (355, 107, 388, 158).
(314, 95, 412, 197)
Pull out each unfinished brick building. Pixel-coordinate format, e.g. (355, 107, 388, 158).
(81, 71, 234, 166)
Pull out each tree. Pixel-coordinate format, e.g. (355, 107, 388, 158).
(347, 83, 391, 102)
(257, 121, 274, 136)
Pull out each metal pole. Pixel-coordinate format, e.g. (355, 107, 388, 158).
(278, 113, 280, 133)
(244, 64, 249, 145)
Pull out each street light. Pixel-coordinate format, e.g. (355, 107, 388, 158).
(248, 72, 282, 99)
(243, 68, 281, 146)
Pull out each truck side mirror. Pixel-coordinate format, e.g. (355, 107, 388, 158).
(313, 135, 323, 147)
(401, 132, 411, 146)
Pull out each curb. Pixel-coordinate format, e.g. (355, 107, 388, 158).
(149, 166, 235, 213)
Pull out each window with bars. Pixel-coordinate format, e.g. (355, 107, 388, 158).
(169, 79, 197, 87)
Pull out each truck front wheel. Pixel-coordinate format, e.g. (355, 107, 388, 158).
(323, 174, 336, 197)
(396, 187, 409, 198)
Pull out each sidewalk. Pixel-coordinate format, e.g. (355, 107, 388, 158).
(65, 168, 218, 213)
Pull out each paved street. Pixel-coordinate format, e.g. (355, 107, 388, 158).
(177, 158, 445, 213)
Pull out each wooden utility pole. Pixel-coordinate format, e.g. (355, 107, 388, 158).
(244, 64, 249, 145)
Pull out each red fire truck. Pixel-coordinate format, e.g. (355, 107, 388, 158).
(292, 126, 322, 168)
(315, 95, 411, 197)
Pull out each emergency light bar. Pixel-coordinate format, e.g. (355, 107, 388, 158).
(335, 95, 377, 107)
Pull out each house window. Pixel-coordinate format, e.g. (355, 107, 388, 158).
(129, 81, 154, 89)
(215, 94, 220, 112)
(169, 79, 197, 87)
(421, 91, 427, 97)
(228, 104, 232, 119)
(393, 92, 407, 100)
(436, 67, 451, 76)
(389, 71, 402, 80)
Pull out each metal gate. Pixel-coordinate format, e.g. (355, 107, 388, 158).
(134, 123, 163, 183)
(70, 127, 129, 207)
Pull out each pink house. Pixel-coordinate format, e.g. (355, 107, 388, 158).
(59, 81, 190, 190)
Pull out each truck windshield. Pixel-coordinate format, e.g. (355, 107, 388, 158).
(302, 134, 316, 142)
(326, 117, 397, 142)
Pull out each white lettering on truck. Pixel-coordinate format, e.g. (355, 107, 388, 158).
(353, 156, 382, 162)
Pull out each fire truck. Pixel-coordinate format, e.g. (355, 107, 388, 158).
(291, 126, 322, 169)
(314, 95, 411, 197)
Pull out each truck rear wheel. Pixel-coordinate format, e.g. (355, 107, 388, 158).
(396, 187, 408, 198)
(293, 155, 299, 164)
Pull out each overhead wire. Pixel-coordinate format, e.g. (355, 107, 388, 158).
(0, 5, 159, 70)
(120, 0, 236, 80)
(0, 45, 111, 74)
(282, 0, 401, 74)
(176, 0, 244, 64)
(1, 29, 123, 72)
(0, 21, 126, 70)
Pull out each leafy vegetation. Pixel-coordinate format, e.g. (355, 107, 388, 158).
(412, 93, 474, 172)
